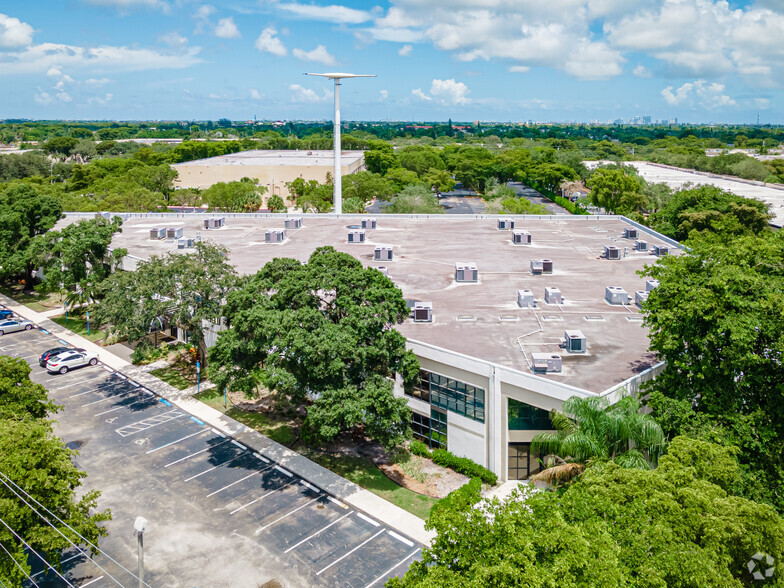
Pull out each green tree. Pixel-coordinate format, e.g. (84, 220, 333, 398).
(202, 180, 266, 212)
(422, 167, 455, 194)
(210, 247, 418, 448)
(43, 136, 78, 158)
(364, 141, 397, 175)
(0, 356, 58, 420)
(385, 185, 444, 214)
(266, 193, 286, 213)
(342, 171, 395, 205)
(587, 167, 642, 213)
(397, 145, 445, 177)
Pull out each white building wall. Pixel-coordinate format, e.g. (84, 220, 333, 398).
(447, 411, 487, 467)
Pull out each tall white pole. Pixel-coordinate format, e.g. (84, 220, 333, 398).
(333, 78, 342, 215)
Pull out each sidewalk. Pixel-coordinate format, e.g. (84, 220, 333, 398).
(0, 292, 435, 546)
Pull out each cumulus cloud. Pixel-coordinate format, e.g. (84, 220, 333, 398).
(289, 83, 330, 103)
(633, 64, 651, 78)
(661, 79, 736, 108)
(379, 89, 389, 100)
(255, 26, 287, 56)
(398, 44, 412, 56)
(215, 17, 241, 39)
(250, 88, 264, 99)
(193, 4, 216, 34)
(85, 77, 112, 86)
(82, 0, 168, 9)
(34, 91, 52, 105)
(430, 78, 471, 105)
(159, 31, 189, 48)
(292, 44, 336, 66)
(278, 3, 374, 24)
(411, 88, 431, 101)
(509, 65, 530, 73)
(87, 92, 113, 106)
(0, 13, 34, 48)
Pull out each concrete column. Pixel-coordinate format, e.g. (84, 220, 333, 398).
(487, 365, 505, 481)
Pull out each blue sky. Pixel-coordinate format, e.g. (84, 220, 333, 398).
(0, 0, 781, 123)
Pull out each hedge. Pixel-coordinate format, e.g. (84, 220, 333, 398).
(410, 440, 432, 458)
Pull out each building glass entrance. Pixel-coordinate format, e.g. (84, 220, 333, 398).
(508, 442, 540, 480)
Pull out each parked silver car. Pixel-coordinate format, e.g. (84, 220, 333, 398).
(46, 350, 99, 374)
(0, 319, 34, 336)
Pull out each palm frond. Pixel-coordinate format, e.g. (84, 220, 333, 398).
(613, 449, 651, 470)
(531, 432, 562, 457)
(529, 463, 585, 486)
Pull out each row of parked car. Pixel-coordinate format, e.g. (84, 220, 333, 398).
(0, 306, 99, 374)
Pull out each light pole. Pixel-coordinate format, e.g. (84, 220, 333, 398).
(133, 516, 147, 588)
(305, 72, 376, 215)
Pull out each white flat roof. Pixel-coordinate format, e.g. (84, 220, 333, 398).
(171, 149, 365, 168)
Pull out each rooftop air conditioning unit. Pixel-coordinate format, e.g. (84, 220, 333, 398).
(348, 229, 366, 243)
(517, 289, 535, 308)
(361, 218, 377, 229)
(653, 244, 669, 257)
(497, 219, 514, 230)
(149, 228, 166, 240)
(604, 245, 621, 260)
(542, 259, 553, 274)
(531, 353, 563, 373)
(605, 286, 629, 305)
(623, 227, 638, 239)
(635, 240, 648, 252)
(530, 259, 543, 275)
(167, 227, 183, 239)
(635, 290, 649, 306)
(203, 217, 225, 229)
(646, 279, 660, 291)
(265, 229, 286, 243)
(455, 263, 478, 283)
(284, 217, 303, 230)
(412, 302, 432, 322)
(512, 230, 532, 245)
(375, 246, 393, 261)
(177, 237, 196, 249)
(545, 287, 562, 304)
(377, 266, 388, 276)
(563, 330, 586, 354)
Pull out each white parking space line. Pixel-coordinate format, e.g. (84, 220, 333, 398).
(205, 469, 267, 498)
(164, 438, 231, 468)
(146, 429, 210, 454)
(254, 496, 320, 534)
(30, 553, 82, 578)
(387, 531, 415, 547)
(116, 410, 187, 437)
(80, 576, 105, 587)
(363, 549, 421, 588)
(69, 388, 101, 399)
(316, 529, 386, 576)
(52, 380, 99, 391)
(229, 479, 297, 515)
(356, 513, 381, 527)
(284, 511, 354, 553)
(183, 451, 249, 482)
(94, 395, 153, 416)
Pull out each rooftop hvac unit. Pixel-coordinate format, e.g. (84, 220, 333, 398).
(203, 217, 225, 229)
(455, 263, 478, 283)
(646, 279, 660, 291)
(149, 227, 166, 240)
(530, 259, 543, 275)
(623, 227, 638, 239)
(562, 330, 586, 354)
(361, 218, 377, 229)
(374, 246, 393, 261)
(167, 227, 184, 239)
(348, 229, 366, 243)
(545, 287, 562, 304)
(542, 259, 554, 274)
(604, 245, 621, 260)
(652, 244, 669, 257)
(531, 353, 563, 373)
(517, 289, 535, 307)
(284, 217, 303, 230)
(512, 230, 532, 245)
(635, 240, 648, 252)
(497, 219, 515, 230)
(377, 266, 388, 276)
(412, 302, 432, 323)
(635, 290, 649, 306)
(177, 237, 196, 249)
(265, 229, 286, 243)
(605, 286, 629, 305)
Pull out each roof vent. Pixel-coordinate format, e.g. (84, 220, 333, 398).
(652, 244, 669, 257)
(348, 229, 366, 243)
(149, 227, 166, 240)
(623, 227, 638, 239)
(517, 289, 535, 308)
(542, 259, 553, 274)
(512, 230, 532, 245)
(166, 227, 183, 239)
(544, 287, 562, 304)
(455, 263, 478, 283)
(497, 218, 515, 230)
(646, 279, 660, 291)
(377, 266, 388, 276)
(635, 290, 649, 306)
(284, 217, 303, 229)
(562, 330, 586, 353)
(531, 353, 562, 373)
(605, 286, 630, 305)
(203, 217, 225, 229)
(412, 302, 432, 323)
(374, 246, 393, 261)
(603, 245, 621, 260)
(361, 218, 377, 229)
(635, 240, 648, 251)
(265, 228, 286, 243)
(177, 237, 196, 249)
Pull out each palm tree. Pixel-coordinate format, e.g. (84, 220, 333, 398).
(530, 395, 664, 486)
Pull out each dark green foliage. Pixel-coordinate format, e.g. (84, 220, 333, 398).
(202, 180, 266, 212)
(0, 152, 51, 181)
(430, 449, 498, 485)
(0, 356, 58, 420)
(409, 440, 431, 457)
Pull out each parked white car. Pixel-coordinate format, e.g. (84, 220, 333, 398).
(0, 319, 34, 336)
(46, 350, 99, 374)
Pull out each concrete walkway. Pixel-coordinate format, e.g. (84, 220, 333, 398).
(0, 293, 435, 546)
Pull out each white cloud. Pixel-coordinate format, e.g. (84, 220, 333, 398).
(46, 66, 62, 78)
(0, 13, 34, 48)
(278, 3, 374, 24)
(509, 65, 530, 73)
(292, 44, 336, 66)
(34, 91, 52, 105)
(255, 26, 287, 56)
(159, 31, 188, 48)
(215, 17, 241, 39)
(633, 64, 651, 78)
(85, 77, 112, 86)
(82, 0, 167, 9)
(379, 89, 389, 100)
(87, 92, 113, 106)
(398, 44, 413, 56)
(430, 78, 471, 105)
(754, 97, 770, 110)
(193, 4, 216, 34)
(289, 83, 330, 103)
(250, 88, 263, 100)
(661, 79, 736, 108)
(411, 88, 431, 101)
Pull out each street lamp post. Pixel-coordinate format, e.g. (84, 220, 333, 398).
(133, 516, 147, 588)
(305, 72, 376, 215)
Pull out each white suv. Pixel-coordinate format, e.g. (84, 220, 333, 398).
(46, 350, 99, 374)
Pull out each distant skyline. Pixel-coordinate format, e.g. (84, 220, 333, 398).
(0, 1, 781, 124)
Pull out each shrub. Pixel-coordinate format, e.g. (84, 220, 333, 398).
(410, 440, 432, 458)
(431, 448, 498, 485)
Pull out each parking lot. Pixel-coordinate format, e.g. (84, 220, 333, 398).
(1, 323, 420, 587)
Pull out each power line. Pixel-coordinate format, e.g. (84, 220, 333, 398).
(0, 515, 74, 587)
(0, 471, 149, 587)
(0, 473, 127, 588)
(0, 539, 40, 588)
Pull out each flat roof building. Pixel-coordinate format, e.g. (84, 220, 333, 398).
(60, 212, 681, 482)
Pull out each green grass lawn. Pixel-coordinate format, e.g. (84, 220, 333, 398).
(49, 314, 105, 343)
(149, 366, 195, 390)
(0, 285, 59, 313)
